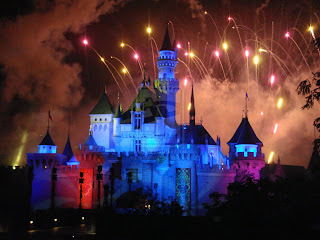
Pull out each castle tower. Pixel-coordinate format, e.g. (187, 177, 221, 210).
(27, 128, 66, 210)
(154, 24, 179, 128)
(228, 95, 265, 180)
(113, 95, 122, 137)
(89, 87, 114, 150)
(228, 115, 265, 180)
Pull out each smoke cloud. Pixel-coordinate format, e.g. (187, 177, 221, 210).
(0, 0, 123, 165)
(176, 72, 318, 168)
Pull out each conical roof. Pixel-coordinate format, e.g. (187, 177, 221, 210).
(89, 90, 114, 115)
(228, 117, 262, 145)
(39, 129, 55, 146)
(189, 85, 195, 117)
(62, 135, 73, 161)
(160, 24, 173, 51)
(114, 101, 122, 119)
(66, 155, 80, 165)
(83, 134, 98, 146)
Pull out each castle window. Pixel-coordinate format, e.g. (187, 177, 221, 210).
(99, 125, 102, 131)
(105, 118, 107, 121)
(135, 113, 141, 130)
(100, 118, 102, 121)
(95, 118, 97, 121)
(135, 140, 141, 152)
(94, 125, 97, 131)
(104, 124, 107, 131)
(89, 145, 93, 150)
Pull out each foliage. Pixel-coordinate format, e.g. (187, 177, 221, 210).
(297, 69, 320, 131)
(117, 188, 184, 216)
(203, 174, 320, 237)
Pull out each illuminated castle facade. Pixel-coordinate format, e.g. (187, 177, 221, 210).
(27, 26, 265, 215)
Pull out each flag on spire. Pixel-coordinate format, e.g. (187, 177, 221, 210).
(246, 92, 250, 101)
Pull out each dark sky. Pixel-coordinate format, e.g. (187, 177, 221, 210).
(0, 0, 319, 167)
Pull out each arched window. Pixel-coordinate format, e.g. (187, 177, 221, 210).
(94, 125, 97, 131)
(99, 125, 102, 131)
(104, 124, 107, 131)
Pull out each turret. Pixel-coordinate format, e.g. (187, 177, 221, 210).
(113, 95, 122, 137)
(89, 87, 114, 150)
(38, 129, 57, 153)
(154, 24, 179, 128)
(228, 95, 265, 180)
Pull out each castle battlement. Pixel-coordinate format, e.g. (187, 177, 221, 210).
(232, 152, 265, 161)
(57, 165, 79, 177)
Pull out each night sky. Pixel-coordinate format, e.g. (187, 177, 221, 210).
(0, 0, 319, 167)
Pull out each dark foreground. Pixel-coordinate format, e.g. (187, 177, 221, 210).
(1, 209, 320, 240)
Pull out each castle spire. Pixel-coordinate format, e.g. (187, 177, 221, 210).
(62, 115, 73, 161)
(160, 23, 173, 51)
(114, 93, 122, 119)
(189, 84, 195, 126)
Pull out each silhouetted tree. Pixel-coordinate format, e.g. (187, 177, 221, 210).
(116, 188, 184, 216)
(297, 69, 320, 132)
(204, 174, 320, 237)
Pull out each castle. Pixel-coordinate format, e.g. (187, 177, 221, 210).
(27, 26, 266, 215)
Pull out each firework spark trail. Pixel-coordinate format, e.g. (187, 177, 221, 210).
(150, 37, 160, 54)
(110, 56, 137, 92)
(168, 21, 175, 40)
(269, 21, 274, 82)
(214, 51, 227, 81)
(121, 43, 144, 76)
(204, 11, 223, 43)
(193, 55, 210, 76)
(236, 24, 299, 71)
(103, 58, 130, 93)
(205, 14, 234, 82)
(290, 27, 317, 66)
(284, 9, 303, 66)
(84, 41, 124, 95)
(177, 58, 194, 81)
(256, 46, 293, 78)
(100, 58, 125, 95)
(190, 55, 206, 78)
(286, 34, 312, 73)
(149, 36, 157, 80)
(224, 47, 235, 82)
(203, 42, 208, 63)
(229, 17, 245, 54)
(269, 39, 299, 70)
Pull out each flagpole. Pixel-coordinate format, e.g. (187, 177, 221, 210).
(48, 110, 50, 131)
(245, 94, 248, 118)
